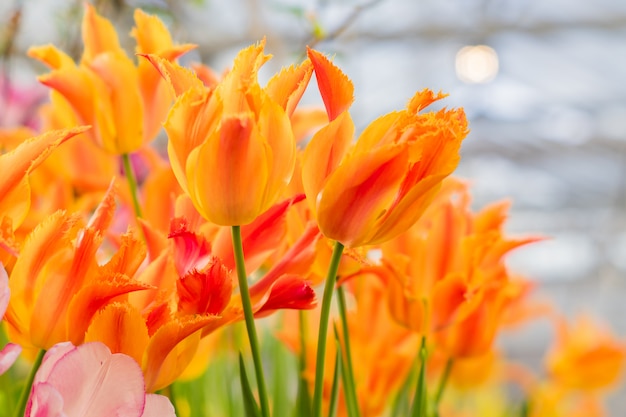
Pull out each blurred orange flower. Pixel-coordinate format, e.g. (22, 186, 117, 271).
(546, 315, 626, 391)
(376, 179, 540, 357)
(29, 4, 194, 154)
(302, 48, 469, 248)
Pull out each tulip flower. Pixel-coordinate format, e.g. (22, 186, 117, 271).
(302, 48, 469, 247)
(546, 315, 626, 391)
(372, 179, 541, 358)
(25, 341, 175, 417)
(143, 39, 313, 225)
(4, 182, 150, 350)
(0, 126, 89, 234)
(29, 4, 194, 154)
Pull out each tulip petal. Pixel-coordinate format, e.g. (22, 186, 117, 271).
(65, 273, 153, 345)
(0, 127, 89, 228)
(81, 4, 123, 63)
(142, 394, 176, 417)
(38, 343, 146, 417)
(26, 382, 65, 417)
(265, 58, 314, 117)
(0, 343, 22, 375)
(306, 47, 354, 121)
(164, 87, 219, 194)
(316, 145, 408, 247)
(85, 302, 150, 366)
(301, 111, 354, 215)
(87, 53, 144, 153)
(144, 314, 219, 391)
(186, 114, 269, 225)
(0, 262, 9, 318)
(28, 44, 75, 70)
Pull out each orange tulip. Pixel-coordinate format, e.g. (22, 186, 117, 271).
(375, 179, 540, 358)
(29, 5, 194, 154)
(302, 48, 469, 247)
(0, 126, 89, 264)
(4, 182, 149, 350)
(546, 315, 626, 391)
(143, 39, 313, 225)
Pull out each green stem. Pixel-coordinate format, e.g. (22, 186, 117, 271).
(312, 241, 345, 417)
(336, 286, 361, 417)
(231, 226, 270, 417)
(14, 349, 45, 417)
(433, 358, 453, 417)
(122, 153, 143, 219)
(410, 337, 428, 417)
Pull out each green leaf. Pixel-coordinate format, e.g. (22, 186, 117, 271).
(239, 353, 261, 417)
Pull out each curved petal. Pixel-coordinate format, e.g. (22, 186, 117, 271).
(141, 394, 175, 417)
(306, 48, 354, 121)
(0, 343, 22, 375)
(49, 343, 145, 417)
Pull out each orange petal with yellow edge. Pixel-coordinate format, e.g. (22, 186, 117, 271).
(100, 232, 147, 278)
(85, 302, 150, 366)
(185, 114, 268, 225)
(143, 314, 220, 391)
(164, 88, 218, 194)
(28, 44, 75, 70)
(265, 58, 314, 117)
(0, 126, 89, 227)
(306, 47, 354, 121)
(139, 54, 204, 98)
(316, 145, 408, 247)
(88, 53, 144, 153)
(301, 111, 354, 212)
(80, 3, 123, 64)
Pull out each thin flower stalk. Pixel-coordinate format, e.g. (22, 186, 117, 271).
(231, 225, 270, 417)
(312, 241, 344, 417)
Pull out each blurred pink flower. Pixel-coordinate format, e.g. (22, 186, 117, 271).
(0, 263, 21, 375)
(0, 72, 46, 129)
(25, 341, 175, 417)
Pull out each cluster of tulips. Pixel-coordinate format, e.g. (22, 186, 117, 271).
(0, 4, 624, 417)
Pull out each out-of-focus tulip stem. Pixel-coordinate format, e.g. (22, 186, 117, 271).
(122, 153, 143, 219)
(14, 349, 45, 417)
(312, 241, 345, 417)
(231, 225, 270, 417)
(433, 358, 454, 417)
(410, 336, 428, 417)
(336, 285, 361, 417)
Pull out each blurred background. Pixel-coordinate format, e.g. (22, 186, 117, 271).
(1, 0, 625, 413)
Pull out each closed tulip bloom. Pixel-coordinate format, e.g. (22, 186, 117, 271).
(302, 48, 469, 247)
(145, 39, 313, 225)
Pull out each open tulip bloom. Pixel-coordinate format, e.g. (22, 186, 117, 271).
(0, 5, 624, 417)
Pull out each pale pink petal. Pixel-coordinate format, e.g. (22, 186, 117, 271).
(36, 342, 146, 417)
(33, 342, 76, 384)
(0, 343, 22, 375)
(0, 263, 9, 318)
(141, 394, 176, 417)
(26, 382, 67, 417)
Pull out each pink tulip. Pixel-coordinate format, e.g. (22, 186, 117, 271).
(25, 341, 175, 417)
(0, 263, 22, 375)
